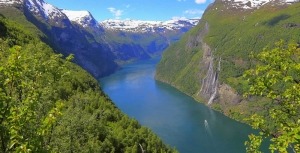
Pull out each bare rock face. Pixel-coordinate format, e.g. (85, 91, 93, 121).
(195, 21, 240, 106)
(198, 43, 240, 106)
(198, 43, 219, 105)
(194, 22, 220, 105)
(218, 84, 241, 105)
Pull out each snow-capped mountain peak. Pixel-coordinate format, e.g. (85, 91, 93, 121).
(62, 10, 99, 28)
(222, 0, 299, 9)
(100, 18, 199, 33)
(0, 0, 69, 26)
(25, 0, 65, 20)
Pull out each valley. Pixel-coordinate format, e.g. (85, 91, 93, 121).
(0, 0, 299, 152)
(0, 0, 198, 78)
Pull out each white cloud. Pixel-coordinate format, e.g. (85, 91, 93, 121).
(184, 9, 204, 15)
(107, 7, 123, 19)
(195, 0, 206, 4)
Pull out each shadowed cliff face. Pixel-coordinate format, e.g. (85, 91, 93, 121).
(29, 18, 118, 78)
(7, 0, 119, 78)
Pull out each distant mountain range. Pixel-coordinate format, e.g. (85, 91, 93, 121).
(101, 19, 198, 63)
(0, 0, 198, 77)
(100, 19, 198, 33)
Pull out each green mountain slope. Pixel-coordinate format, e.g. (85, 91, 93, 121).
(1, 3, 118, 78)
(156, 1, 300, 120)
(0, 14, 176, 152)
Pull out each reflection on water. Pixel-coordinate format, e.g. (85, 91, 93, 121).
(100, 58, 257, 153)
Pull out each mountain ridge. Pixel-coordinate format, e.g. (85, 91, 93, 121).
(0, 0, 197, 78)
(222, 0, 299, 9)
(100, 18, 199, 33)
(62, 9, 104, 32)
(156, 0, 300, 121)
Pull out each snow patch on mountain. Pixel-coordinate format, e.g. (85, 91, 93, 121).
(100, 19, 199, 33)
(222, 0, 299, 9)
(62, 10, 99, 28)
(0, 0, 22, 5)
(25, 0, 65, 20)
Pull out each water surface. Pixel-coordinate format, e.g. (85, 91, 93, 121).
(100, 58, 256, 153)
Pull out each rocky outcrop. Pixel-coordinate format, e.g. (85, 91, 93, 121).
(218, 84, 241, 105)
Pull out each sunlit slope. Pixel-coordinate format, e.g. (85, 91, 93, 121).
(156, 1, 300, 119)
(0, 12, 176, 153)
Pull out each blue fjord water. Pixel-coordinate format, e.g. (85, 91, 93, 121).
(100, 58, 256, 153)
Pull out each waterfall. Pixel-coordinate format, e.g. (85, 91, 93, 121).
(207, 88, 217, 105)
(199, 50, 221, 105)
(207, 58, 221, 105)
(195, 22, 221, 105)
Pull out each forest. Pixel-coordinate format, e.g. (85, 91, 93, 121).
(0, 15, 176, 153)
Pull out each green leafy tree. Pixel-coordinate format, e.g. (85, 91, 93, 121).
(244, 40, 300, 153)
(0, 43, 71, 152)
(0, 16, 176, 153)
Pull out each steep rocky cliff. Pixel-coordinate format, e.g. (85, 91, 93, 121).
(0, 0, 118, 78)
(156, 0, 300, 119)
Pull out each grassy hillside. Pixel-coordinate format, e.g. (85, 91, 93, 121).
(0, 14, 176, 152)
(156, 2, 300, 121)
(205, 1, 300, 86)
(156, 22, 206, 95)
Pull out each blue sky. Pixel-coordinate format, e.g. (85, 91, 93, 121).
(46, 0, 213, 21)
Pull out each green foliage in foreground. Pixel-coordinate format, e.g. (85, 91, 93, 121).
(0, 17, 176, 152)
(244, 40, 300, 153)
